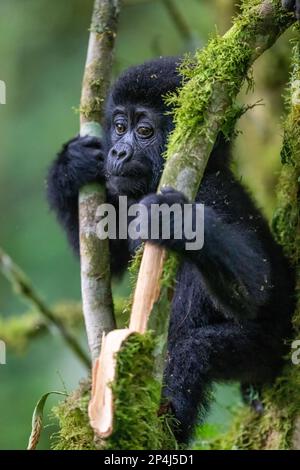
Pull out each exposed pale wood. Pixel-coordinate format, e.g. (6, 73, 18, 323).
(89, 243, 166, 439)
(89, 329, 133, 437)
(129, 245, 166, 334)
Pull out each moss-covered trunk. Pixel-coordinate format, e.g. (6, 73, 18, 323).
(211, 34, 300, 451)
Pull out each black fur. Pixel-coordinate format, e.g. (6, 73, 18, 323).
(47, 55, 295, 443)
(282, 0, 300, 20)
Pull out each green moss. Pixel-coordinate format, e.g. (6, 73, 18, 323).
(51, 334, 177, 450)
(205, 361, 300, 450)
(164, 1, 288, 159)
(0, 301, 83, 352)
(120, 245, 144, 320)
(0, 311, 43, 352)
(50, 249, 179, 450)
(273, 37, 300, 337)
(51, 381, 96, 450)
(273, 43, 300, 268)
(113, 296, 128, 327)
(105, 333, 178, 450)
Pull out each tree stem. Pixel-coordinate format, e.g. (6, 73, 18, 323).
(0, 248, 90, 367)
(79, 0, 121, 363)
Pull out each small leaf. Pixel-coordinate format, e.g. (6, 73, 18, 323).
(27, 391, 67, 450)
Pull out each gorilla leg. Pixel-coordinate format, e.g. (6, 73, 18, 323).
(164, 321, 286, 442)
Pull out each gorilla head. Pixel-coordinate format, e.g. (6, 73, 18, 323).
(104, 57, 182, 198)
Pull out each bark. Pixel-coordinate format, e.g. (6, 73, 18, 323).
(79, 0, 121, 363)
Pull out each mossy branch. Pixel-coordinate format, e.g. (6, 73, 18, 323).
(0, 302, 83, 353)
(0, 249, 90, 367)
(162, 0, 294, 195)
(131, 0, 296, 382)
(79, 0, 121, 363)
(196, 29, 300, 452)
(0, 297, 127, 354)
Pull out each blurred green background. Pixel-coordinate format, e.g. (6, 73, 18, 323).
(0, 0, 293, 449)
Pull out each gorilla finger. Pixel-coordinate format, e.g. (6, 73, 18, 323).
(85, 147, 105, 160)
(69, 141, 103, 161)
(142, 192, 186, 208)
(160, 187, 188, 204)
(79, 135, 103, 149)
(139, 193, 161, 209)
(160, 186, 177, 195)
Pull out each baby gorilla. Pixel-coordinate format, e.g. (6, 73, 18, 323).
(47, 54, 294, 442)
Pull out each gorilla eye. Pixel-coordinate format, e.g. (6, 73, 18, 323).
(115, 122, 127, 135)
(137, 126, 153, 138)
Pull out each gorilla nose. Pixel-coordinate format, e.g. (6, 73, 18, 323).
(111, 143, 133, 161)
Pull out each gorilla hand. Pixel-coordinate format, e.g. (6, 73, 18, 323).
(46, 134, 105, 253)
(49, 135, 105, 198)
(138, 187, 189, 251)
(282, 0, 300, 20)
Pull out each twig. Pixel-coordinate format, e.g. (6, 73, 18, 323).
(124, 0, 194, 43)
(162, 0, 193, 42)
(0, 302, 83, 352)
(0, 248, 90, 367)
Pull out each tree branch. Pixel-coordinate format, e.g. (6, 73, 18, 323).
(0, 249, 90, 367)
(162, 0, 193, 43)
(79, 0, 121, 363)
(0, 302, 83, 352)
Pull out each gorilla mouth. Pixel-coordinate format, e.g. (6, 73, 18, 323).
(107, 174, 150, 198)
(105, 160, 152, 197)
(106, 160, 151, 178)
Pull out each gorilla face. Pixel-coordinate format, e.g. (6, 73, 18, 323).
(104, 103, 170, 199)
